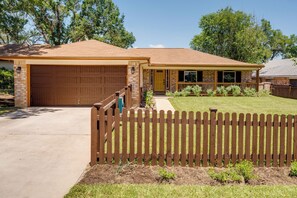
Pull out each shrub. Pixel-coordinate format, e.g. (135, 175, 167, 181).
(289, 161, 297, 177)
(145, 89, 154, 109)
(165, 91, 173, 97)
(159, 168, 176, 182)
(173, 91, 182, 97)
(192, 85, 202, 96)
(206, 89, 216, 97)
(226, 85, 241, 96)
(234, 160, 255, 182)
(0, 67, 14, 94)
(208, 168, 242, 183)
(243, 87, 257, 97)
(258, 89, 270, 97)
(216, 86, 228, 96)
(180, 86, 192, 97)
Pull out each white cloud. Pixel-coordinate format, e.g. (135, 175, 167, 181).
(149, 44, 165, 48)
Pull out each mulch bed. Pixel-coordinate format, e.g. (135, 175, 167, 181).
(0, 93, 14, 107)
(79, 164, 297, 185)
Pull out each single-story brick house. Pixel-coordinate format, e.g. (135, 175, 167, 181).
(0, 40, 263, 107)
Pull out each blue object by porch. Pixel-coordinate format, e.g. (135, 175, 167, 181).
(118, 97, 124, 113)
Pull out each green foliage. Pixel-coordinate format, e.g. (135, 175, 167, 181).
(208, 161, 255, 183)
(173, 91, 182, 97)
(234, 160, 256, 182)
(206, 89, 216, 97)
(180, 86, 192, 97)
(2, 0, 135, 47)
(243, 87, 257, 97)
(158, 168, 176, 182)
(165, 91, 173, 97)
(257, 89, 270, 97)
(0, 67, 14, 93)
(145, 90, 154, 109)
(190, 7, 297, 63)
(216, 86, 228, 96)
(289, 161, 297, 177)
(226, 85, 241, 96)
(192, 85, 202, 96)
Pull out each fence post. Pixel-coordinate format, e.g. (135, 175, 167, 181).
(90, 107, 98, 166)
(209, 108, 217, 166)
(125, 86, 130, 109)
(93, 103, 102, 157)
(128, 84, 132, 108)
(115, 91, 120, 109)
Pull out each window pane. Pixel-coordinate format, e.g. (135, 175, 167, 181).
(185, 71, 197, 82)
(197, 71, 203, 82)
(178, 71, 184, 82)
(224, 71, 235, 83)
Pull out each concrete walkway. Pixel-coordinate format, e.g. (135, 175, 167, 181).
(0, 107, 90, 198)
(154, 96, 175, 112)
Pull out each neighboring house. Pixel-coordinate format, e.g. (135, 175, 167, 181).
(0, 40, 263, 108)
(259, 59, 297, 86)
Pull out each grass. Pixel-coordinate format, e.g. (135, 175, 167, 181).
(169, 96, 297, 115)
(0, 106, 17, 115)
(65, 184, 297, 198)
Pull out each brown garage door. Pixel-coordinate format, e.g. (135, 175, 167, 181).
(30, 65, 127, 106)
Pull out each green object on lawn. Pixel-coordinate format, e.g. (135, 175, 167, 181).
(118, 97, 124, 113)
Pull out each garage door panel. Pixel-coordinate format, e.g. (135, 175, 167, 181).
(31, 65, 127, 106)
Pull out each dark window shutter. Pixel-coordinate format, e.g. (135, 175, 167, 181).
(178, 71, 184, 82)
(197, 71, 203, 82)
(218, 71, 223, 82)
(236, 71, 241, 83)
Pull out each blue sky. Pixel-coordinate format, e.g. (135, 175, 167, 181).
(113, 0, 297, 48)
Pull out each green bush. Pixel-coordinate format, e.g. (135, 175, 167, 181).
(0, 67, 14, 94)
(165, 91, 173, 97)
(234, 160, 255, 182)
(181, 89, 191, 97)
(159, 168, 176, 182)
(216, 86, 228, 96)
(243, 87, 257, 97)
(258, 89, 270, 97)
(173, 91, 182, 97)
(289, 161, 297, 177)
(192, 85, 202, 96)
(208, 168, 242, 183)
(206, 89, 216, 97)
(145, 89, 154, 109)
(226, 85, 241, 96)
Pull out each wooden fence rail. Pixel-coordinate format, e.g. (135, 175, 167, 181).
(91, 108, 297, 167)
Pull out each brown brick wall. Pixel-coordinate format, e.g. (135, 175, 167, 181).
(127, 61, 140, 105)
(14, 60, 28, 107)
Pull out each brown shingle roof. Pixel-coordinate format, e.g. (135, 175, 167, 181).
(0, 40, 148, 60)
(129, 48, 262, 67)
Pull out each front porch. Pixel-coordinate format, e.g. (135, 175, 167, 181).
(142, 69, 260, 94)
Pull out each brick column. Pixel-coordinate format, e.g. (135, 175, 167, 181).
(14, 60, 28, 108)
(127, 61, 140, 106)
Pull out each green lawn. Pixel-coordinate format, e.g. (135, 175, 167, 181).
(65, 184, 297, 198)
(0, 106, 17, 115)
(169, 96, 297, 115)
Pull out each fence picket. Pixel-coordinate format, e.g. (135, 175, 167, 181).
(181, 111, 187, 166)
(167, 111, 173, 166)
(245, 114, 251, 160)
(174, 111, 180, 166)
(294, 115, 297, 161)
(99, 108, 105, 164)
(217, 112, 223, 167)
(232, 113, 237, 164)
(287, 115, 293, 166)
(252, 114, 258, 165)
(266, 114, 272, 167)
(130, 109, 135, 162)
(188, 111, 194, 167)
(152, 110, 158, 166)
(273, 115, 279, 167)
(279, 115, 286, 167)
(195, 112, 201, 167)
(203, 112, 208, 167)
(210, 111, 216, 165)
(137, 109, 143, 165)
(144, 110, 150, 165)
(90, 107, 98, 166)
(159, 110, 165, 166)
(259, 114, 265, 167)
(122, 109, 128, 163)
(224, 113, 230, 167)
(107, 108, 113, 164)
(114, 109, 120, 165)
(238, 113, 244, 162)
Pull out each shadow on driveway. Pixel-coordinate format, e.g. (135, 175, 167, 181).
(0, 107, 62, 119)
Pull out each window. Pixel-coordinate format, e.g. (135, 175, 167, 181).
(178, 71, 203, 82)
(218, 71, 241, 83)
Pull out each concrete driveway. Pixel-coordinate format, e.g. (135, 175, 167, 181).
(0, 107, 90, 198)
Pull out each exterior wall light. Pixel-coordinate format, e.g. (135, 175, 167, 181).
(16, 66, 22, 74)
(131, 66, 135, 74)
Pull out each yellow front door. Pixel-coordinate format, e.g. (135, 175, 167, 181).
(154, 70, 165, 92)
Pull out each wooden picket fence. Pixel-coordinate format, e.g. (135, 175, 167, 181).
(90, 108, 297, 167)
(272, 85, 297, 99)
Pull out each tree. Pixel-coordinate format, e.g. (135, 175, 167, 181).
(21, 0, 135, 48)
(190, 7, 270, 63)
(283, 34, 297, 58)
